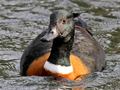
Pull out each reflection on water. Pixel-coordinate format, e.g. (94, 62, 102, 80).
(0, 0, 120, 90)
(106, 28, 120, 54)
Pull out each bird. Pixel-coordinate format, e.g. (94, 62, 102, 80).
(20, 10, 105, 80)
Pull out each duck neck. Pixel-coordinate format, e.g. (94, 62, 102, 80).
(47, 29, 74, 66)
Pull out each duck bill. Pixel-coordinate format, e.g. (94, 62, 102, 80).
(41, 27, 59, 42)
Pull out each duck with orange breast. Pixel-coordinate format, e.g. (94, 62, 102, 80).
(20, 10, 105, 80)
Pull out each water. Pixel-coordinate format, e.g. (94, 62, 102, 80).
(0, 0, 120, 90)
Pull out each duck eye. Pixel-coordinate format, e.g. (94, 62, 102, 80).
(62, 19, 66, 24)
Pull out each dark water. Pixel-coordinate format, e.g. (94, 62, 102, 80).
(0, 0, 120, 90)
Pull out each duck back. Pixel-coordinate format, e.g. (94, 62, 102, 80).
(72, 18, 105, 72)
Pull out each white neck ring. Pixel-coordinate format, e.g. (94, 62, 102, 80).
(44, 61, 73, 74)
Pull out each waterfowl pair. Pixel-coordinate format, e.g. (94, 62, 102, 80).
(20, 10, 105, 80)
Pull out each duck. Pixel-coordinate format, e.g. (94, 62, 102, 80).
(20, 10, 105, 80)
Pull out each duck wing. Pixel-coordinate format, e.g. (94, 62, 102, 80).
(72, 18, 105, 72)
(20, 29, 52, 76)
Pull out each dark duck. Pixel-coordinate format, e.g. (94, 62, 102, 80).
(20, 10, 105, 80)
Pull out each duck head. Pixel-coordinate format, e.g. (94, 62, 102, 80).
(41, 10, 79, 42)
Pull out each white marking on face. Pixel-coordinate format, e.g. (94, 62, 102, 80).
(44, 61, 73, 74)
(50, 27, 59, 38)
(42, 27, 59, 41)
